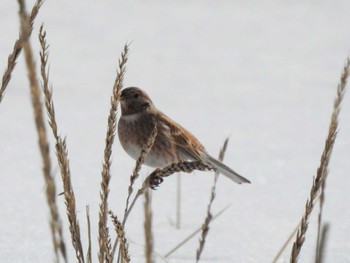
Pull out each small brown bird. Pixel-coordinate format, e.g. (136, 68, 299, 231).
(118, 87, 250, 184)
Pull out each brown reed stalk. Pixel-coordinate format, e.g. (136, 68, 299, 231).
(164, 205, 231, 258)
(104, 227, 113, 263)
(17, 1, 67, 262)
(196, 138, 228, 262)
(98, 43, 129, 263)
(122, 125, 158, 225)
(315, 175, 327, 260)
(144, 189, 154, 263)
(290, 58, 349, 263)
(124, 160, 215, 226)
(315, 223, 330, 263)
(109, 211, 131, 263)
(0, 0, 42, 103)
(86, 206, 92, 263)
(272, 194, 322, 263)
(39, 25, 85, 263)
(111, 125, 158, 260)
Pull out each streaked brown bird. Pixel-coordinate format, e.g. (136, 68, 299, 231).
(118, 87, 250, 184)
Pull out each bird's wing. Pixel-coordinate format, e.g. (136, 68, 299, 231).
(157, 111, 206, 161)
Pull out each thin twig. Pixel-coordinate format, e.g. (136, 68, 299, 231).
(98, 43, 129, 263)
(290, 58, 349, 262)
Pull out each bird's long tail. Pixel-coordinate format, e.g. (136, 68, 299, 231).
(199, 152, 251, 184)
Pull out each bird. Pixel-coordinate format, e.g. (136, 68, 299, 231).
(118, 87, 250, 184)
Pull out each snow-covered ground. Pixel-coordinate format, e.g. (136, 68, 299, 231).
(1, 1, 350, 262)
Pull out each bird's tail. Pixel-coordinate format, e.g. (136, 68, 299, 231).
(199, 152, 251, 184)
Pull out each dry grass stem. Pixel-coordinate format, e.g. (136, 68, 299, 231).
(111, 124, 157, 260)
(164, 205, 231, 258)
(123, 125, 158, 225)
(109, 211, 131, 263)
(98, 43, 129, 263)
(122, 160, 214, 227)
(196, 138, 229, 262)
(144, 189, 154, 263)
(145, 161, 214, 190)
(272, 195, 321, 263)
(104, 227, 113, 263)
(176, 173, 182, 229)
(17, 1, 67, 262)
(0, 0, 42, 103)
(315, 223, 330, 263)
(290, 58, 349, 263)
(39, 25, 84, 263)
(86, 206, 92, 263)
(315, 179, 326, 260)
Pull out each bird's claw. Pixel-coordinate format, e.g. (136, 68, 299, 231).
(149, 169, 163, 190)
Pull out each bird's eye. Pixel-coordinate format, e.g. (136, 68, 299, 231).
(133, 93, 140, 99)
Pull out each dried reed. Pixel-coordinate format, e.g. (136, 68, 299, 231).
(0, 0, 42, 103)
(196, 138, 229, 262)
(123, 125, 158, 225)
(17, 1, 67, 262)
(315, 223, 330, 263)
(111, 125, 158, 260)
(98, 44, 129, 263)
(109, 211, 131, 263)
(86, 206, 92, 263)
(315, 172, 327, 259)
(39, 25, 85, 263)
(290, 58, 349, 262)
(144, 189, 154, 263)
(164, 205, 231, 258)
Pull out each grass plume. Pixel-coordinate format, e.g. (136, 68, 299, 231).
(98, 44, 129, 263)
(110, 211, 131, 263)
(290, 58, 349, 262)
(17, 1, 67, 262)
(196, 138, 229, 262)
(0, 0, 42, 103)
(39, 25, 85, 263)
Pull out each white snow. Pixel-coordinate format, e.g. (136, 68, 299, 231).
(1, 1, 350, 262)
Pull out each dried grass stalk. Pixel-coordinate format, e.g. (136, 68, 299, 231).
(315, 223, 330, 263)
(111, 125, 158, 260)
(164, 205, 231, 258)
(290, 58, 349, 263)
(123, 125, 158, 224)
(86, 206, 92, 263)
(0, 0, 42, 103)
(196, 138, 229, 262)
(145, 161, 214, 190)
(17, 1, 67, 262)
(109, 211, 131, 263)
(123, 160, 215, 230)
(39, 25, 84, 263)
(144, 189, 154, 263)
(98, 44, 129, 263)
